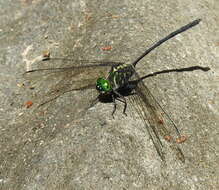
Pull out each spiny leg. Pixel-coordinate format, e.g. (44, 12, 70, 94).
(116, 97, 127, 116)
(111, 94, 117, 118)
(113, 90, 127, 116)
(88, 96, 99, 109)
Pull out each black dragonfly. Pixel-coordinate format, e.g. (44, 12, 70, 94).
(25, 19, 210, 162)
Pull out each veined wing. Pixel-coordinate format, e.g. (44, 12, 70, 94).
(129, 69, 185, 162)
(24, 57, 122, 108)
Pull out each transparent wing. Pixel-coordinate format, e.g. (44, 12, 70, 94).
(24, 57, 122, 108)
(129, 69, 185, 162)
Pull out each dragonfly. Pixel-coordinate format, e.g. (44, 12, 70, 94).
(25, 19, 209, 162)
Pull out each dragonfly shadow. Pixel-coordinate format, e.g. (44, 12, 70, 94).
(98, 85, 136, 103)
(138, 65, 210, 81)
(97, 65, 210, 103)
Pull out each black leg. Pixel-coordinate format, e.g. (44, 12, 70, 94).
(88, 96, 99, 109)
(111, 95, 117, 118)
(122, 99, 127, 116)
(114, 90, 127, 116)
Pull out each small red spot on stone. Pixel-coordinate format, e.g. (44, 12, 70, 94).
(101, 46, 112, 51)
(85, 14, 92, 21)
(176, 135, 187, 144)
(25, 100, 33, 108)
(158, 118, 164, 124)
(42, 50, 50, 60)
(164, 135, 172, 142)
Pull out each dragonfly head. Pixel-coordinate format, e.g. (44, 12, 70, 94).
(96, 77, 112, 93)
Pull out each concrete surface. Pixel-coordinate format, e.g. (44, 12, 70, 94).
(0, 0, 218, 189)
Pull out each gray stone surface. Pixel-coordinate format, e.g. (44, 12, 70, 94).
(0, 0, 218, 189)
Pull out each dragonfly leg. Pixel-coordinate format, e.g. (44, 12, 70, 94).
(88, 96, 99, 109)
(111, 95, 117, 118)
(113, 90, 127, 116)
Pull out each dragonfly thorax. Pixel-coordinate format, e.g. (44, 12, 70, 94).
(96, 77, 112, 93)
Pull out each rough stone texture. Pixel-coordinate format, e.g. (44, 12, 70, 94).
(0, 0, 218, 189)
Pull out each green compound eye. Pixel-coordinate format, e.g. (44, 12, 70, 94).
(96, 78, 112, 92)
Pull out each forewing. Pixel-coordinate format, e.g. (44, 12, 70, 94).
(24, 58, 121, 108)
(129, 69, 185, 162)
